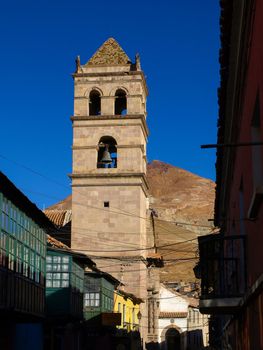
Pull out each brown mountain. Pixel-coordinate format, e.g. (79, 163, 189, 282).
(47, 160, 215, 282)
(147, 160, 215, 234)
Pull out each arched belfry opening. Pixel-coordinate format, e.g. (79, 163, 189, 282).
(97, 136, 117, 168)
(89, 90, 101, 116)
(115, 89, 127, 115)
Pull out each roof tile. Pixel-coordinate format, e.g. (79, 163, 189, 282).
(159, 312, 188, 319)
(86, 38, 131, 66)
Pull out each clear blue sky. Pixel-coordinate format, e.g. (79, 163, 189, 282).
(0, 0, 220, 209)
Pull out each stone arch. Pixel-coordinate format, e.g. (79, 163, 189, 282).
(87, 88, 103, 116)
(160, 324, 182, 343)
(97, 136, 117, 168)
(160, 325, 182, 350)
(166, 328, 181, 350)
(114, 89, 127, 115)
(109, 86, 128, 97)
(84, 86, 104, 97)
(97, 133, 119, 145)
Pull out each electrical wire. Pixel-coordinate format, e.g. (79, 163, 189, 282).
(1, 152, 208, 287)
(0, 152, 214, 230)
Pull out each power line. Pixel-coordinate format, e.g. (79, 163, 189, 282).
(55, 237, 198, 253)
(1, 152, 214, 230)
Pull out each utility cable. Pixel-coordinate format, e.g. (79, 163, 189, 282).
(0, 152, 214, 229)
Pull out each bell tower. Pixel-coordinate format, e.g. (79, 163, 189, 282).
(71, 38, 149, 303)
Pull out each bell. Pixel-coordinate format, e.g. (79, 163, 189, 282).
(100, 145, 112, 163)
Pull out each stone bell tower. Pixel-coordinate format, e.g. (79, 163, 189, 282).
(71, 37, 150, 312)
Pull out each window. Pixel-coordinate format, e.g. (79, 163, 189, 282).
(35, 254, 40, 283)
(239, 178, 246, 235)
(115, 89, 127, 115)
(71, 261, 84, 292)
(84, 275, 101, 308)
(0, 194, 46, 287)
(123, 304, 126, 324)
(0, 231, 7, 267)
(89, 90, 101, 116)
(8, 237, 15, 271)
(104, 201, 109, 208)
(1, 198, 9, 233)
(45, 254, 70, 288)
(251, 93, 262, 187)
(23, 247, 29, 277)
(248, 92, 263, 218)
(97, 136, 117, 168)
(84, 292, 100, 307)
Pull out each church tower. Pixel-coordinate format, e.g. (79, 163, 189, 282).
(71, 38, 150, 302)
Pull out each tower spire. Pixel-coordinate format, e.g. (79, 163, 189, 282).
(86, 37, 131, 65)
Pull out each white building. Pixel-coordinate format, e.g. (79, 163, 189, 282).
(158, 284, 208, 350)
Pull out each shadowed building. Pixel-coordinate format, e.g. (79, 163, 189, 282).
(197, 0, 263, 349)
(0, 172, 51, 349)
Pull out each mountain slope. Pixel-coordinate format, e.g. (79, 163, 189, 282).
(47, 160, 215, 282)
(147, 160, 214, 233)
(147, 161, 215, 282)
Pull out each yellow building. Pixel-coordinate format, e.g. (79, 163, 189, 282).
(114, 290, 143, 332)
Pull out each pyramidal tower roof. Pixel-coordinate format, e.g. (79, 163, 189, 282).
(86, 38, 131, 66)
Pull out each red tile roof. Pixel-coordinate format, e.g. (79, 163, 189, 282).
(47, 235, 95, 268)
(47, 234, 70, 250)
(159, 312, 188, 319)
(44, 209, 72, 227)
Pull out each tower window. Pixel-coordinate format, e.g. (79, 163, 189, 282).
(115, 89, 127, 115)
(89, 90, 101, 116)
(104, 201, 109, 208)
(248, 92, 263, 218)
(97, 136, 117, 168)
(251, 93, 262, 187)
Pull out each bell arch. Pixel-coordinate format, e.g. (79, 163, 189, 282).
(115, 89, 127, 115)
(97, 136, 117, 168)
(89, 89, 102, 116)
(109, 86, 128, 96)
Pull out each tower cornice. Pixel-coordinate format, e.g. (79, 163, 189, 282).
(70, 172, 149, 196)
(73, 71, 148, 96)
(71, 114, 149, 138)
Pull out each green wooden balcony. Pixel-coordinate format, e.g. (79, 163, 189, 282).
(45, 249, 85, 320)
(84, 271, 121, 326)
(0, 191, 46, 318)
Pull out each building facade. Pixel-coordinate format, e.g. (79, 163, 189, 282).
(114, 289, 142, 332)
(187, 306, 209, 350)
(158, 285, 188, 350)
(198, 1, 263, 349)
(158, 285, 208, 350)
